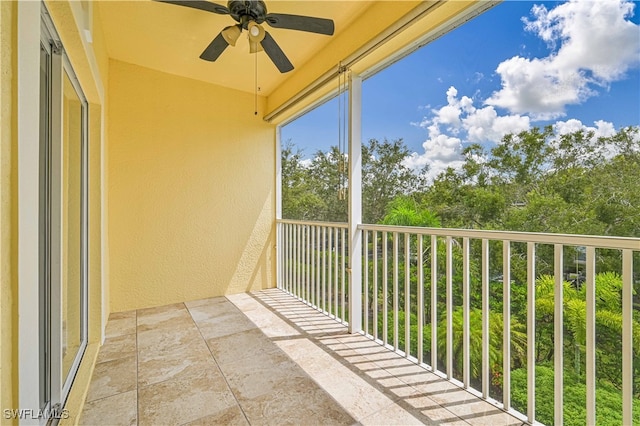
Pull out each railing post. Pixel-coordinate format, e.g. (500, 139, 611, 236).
(275, 126, 282, 289)
(622, 249, 633, 426)
(348, 72, 362, 333)
(554, 244, 564, 426)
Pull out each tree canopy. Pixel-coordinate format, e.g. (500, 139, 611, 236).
(282, 126, 640, 425)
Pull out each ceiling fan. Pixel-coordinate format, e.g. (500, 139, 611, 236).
(155, 0, 335, 73)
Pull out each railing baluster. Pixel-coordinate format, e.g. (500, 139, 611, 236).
(299, 224, 303, 299)
(276, 223, 281, 289)
(431, 235, 438, 372)
(585, 246, 595, 426)
(554, 243, 564, 426)
(334, 227, 339, 318)
(316, 226, 321, 310)
(462, 237, 470, 388)
(310, 226, 315, 307)
(299, 225, 303, 300)
(283, 223, 287, 292)
(383, 231, 388, 346)
(527, 242, 536, 423)
(327, 228, 335, 317)
(503, 240, 511, 410)
(278, 220, 640, 425)
(296, 224, 300, 298)
(622, 249, 633, 426)
(322, 226, 327, 313)
(373, 231, 379, 341)
(364, 230, 369, 334)
(417, 234, 424, 365)
(393, 232, 399, 351)
(305, 226, 313, 305)
(341, 227, 346, 323)
(482, 239, 489, 399)
(287, 225, 294, 294)
(405, 233, 411, 357)
(300, 226, 305, 300)
(446, 236, 453, 379)
(292, 224, 296, 296)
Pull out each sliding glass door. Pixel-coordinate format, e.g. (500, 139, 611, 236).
(40, 4, 88, 419)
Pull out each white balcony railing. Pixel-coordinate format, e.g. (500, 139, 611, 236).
(276, 219, 639, 425)
(278, 220, 349, 324)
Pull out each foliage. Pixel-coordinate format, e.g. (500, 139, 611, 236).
(381, 196, 441, 228)
(281, 138, 428, 223)
(422, 126, 640, 237)
(283, 126, 640, 424)
(511, 364, 640, 426)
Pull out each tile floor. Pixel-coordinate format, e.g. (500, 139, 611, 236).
(79, 289, 525, 426)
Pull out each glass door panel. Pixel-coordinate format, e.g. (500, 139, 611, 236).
(39, 40, 51, 413)
(61, 71, 85, 384)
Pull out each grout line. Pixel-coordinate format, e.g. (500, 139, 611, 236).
(187, 301, 252, 425)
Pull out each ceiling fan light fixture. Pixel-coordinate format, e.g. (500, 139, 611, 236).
(156, 0, 335, 73)
(249, 40, 264, 53)
(247, 21, 266, 43)
(221, 25, 242, 46)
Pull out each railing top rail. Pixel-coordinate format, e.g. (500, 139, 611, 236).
(277, 219, 349, 229)
(358, 223, 640, 250)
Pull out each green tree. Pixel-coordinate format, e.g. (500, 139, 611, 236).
(363, 138, 428, 224)
(381, 196, 441, 227)
(281, 142, 325, 220)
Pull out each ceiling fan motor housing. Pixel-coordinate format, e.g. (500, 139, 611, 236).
(228, 1, 268, 28)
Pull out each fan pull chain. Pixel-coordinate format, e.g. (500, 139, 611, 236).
(254, 50, 258, 116)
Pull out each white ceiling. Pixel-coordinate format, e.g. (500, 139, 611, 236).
(97, 1, 373, 95)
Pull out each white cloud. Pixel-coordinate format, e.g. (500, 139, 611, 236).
(554, 118, 616, 138)
(406, 1, 638, 179)
(552, 118, 619, 158)
(407, 87, 531, 179)
(463, 105, 530, 143)
(403, 133, 465, 181)
(486, 0, 640, 119)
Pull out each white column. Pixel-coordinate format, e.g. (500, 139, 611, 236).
(17, 1, 42, 422)
(348, 72, 362, 333)
(275, 127, 282, 289)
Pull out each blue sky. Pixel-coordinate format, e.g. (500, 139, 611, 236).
(282, 0, 640, 177)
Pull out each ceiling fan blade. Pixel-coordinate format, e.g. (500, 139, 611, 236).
(260, 31, 294, 73)
(154, 0, 229, 15)
(265, 13, 334, 35)
(200, 32, 229, 61)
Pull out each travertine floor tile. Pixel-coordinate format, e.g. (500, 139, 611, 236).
(81, 290, 521, 426)
(138, 367, 237, 426)
(358, 401, 425, 425)
(136, 308, 193, 332)
(205, 328, 281, 366)
(222, 354, 308, 400)
(194, 313, 258, 340)
(79, 390, 137, 426)
(85, 356, 137, 402)
(96, 333, 137, 364)
(104, 310, 136, 338)
(137, 339, 215, 387)
(137, 325, 202, 358)
(238, 378, 355, 426)
(182, 405, 249, 426)
(187, 300, 240, 322)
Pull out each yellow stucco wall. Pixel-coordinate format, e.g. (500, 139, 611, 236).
(0, 1, 18, 423)
(108, 59, 276, 313)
